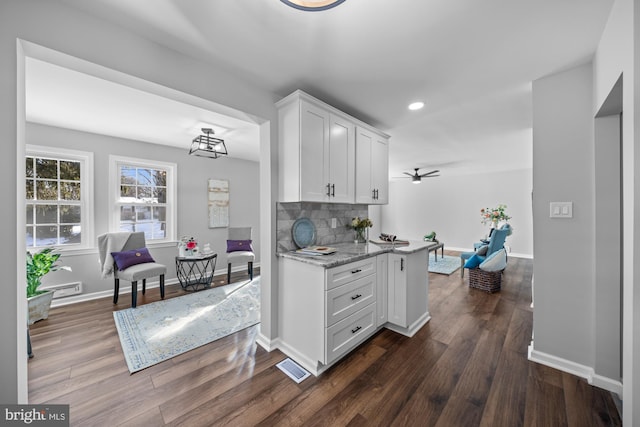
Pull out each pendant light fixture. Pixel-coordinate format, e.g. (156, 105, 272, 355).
(281, 0, 346, 11)
(189, 128, 228, 159)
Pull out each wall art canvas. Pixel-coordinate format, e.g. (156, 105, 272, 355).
(208, 179, 229, 228)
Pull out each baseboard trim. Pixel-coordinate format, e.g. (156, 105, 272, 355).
(591, 374, 623, 396)
(274, 341, 324, 376)
(528, 341, 622, 395)
(50, 262, 261, 308)
(256, 333, 278, 352)
(385, 312, 431, 338)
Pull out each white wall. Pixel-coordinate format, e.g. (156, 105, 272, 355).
(592, 0, 639, 423)
(379, 169, 533, 257)
(531, 63, 596, 370)
(0, 0, 279, 403)
(27, 123, 260, 296)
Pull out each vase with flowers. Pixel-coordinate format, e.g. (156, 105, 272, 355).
(480, 204, 511, 229)
(350, 217, 373, 243)
(179, 236, 198, 257)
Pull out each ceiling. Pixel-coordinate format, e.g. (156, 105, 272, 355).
(28, 0, 613, 177)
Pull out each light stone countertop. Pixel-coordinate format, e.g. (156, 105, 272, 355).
(277, 240, 438, 268)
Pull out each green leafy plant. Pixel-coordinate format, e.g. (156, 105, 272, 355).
(26, 248, 71, 298)
(424, 231, 437, 242)
(480, 204, 511, 225)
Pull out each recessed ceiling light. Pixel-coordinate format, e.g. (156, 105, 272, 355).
(281, 0, 346, 11)
(408, 102, 425, 111)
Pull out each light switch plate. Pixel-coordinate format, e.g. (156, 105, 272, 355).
(550, 202, 573, 218)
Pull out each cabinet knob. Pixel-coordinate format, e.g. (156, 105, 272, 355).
(351, 326, 362, 334)
(351, 294, 362, 300)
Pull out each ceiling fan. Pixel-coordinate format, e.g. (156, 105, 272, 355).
(403, 168, 440, 184)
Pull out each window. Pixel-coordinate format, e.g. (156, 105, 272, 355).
(110, 156, 176, 243)
(26, 145, 94, 250)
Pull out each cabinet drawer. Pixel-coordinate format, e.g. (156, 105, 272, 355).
(325, 303, 376, 364)
(326, 258, 376, 290)
(326, 274, 376, 326)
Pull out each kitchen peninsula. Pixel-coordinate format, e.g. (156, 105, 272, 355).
(277, 240, 435, 376)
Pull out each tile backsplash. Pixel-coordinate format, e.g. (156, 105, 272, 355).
(276, 202, 368, 252)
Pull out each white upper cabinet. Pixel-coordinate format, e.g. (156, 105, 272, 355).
(327, 113, 355, 203)
(299, 100, 331, 202)
(355, 127, 389, 204)
(277, 90, 388, 204)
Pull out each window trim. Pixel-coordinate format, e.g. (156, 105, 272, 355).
(109, 155, 177, 243)
(26, 144, 95, 253)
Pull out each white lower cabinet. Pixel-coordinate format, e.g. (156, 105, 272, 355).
(278, 248, 429, 376)
(278, 257, 378, 375)
(326, 303, 377, 364)
(376, 254, 388, 327)
(326, 274, 376, 326)
(387, 253, 408, 327)
(386, 249, 429, 334)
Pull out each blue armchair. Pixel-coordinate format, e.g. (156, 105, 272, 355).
(460, 227, 509, 278)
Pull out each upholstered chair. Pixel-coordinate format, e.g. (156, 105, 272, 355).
(460, 228, 509, 278)
(226, 227, 255, 284)
(98, 231, 166, 308)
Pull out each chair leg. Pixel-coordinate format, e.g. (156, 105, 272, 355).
(131, 281, 137, 308)
(142, 279, 146, 295)
(461, 260, 465, 278)
(249, 262, 254, 280)
(227, 263, 232, 284)
(113, 278, 120, 304)
(160, 274, 165, 299)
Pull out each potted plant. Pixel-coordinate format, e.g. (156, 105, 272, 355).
(27, 247, 71, 324)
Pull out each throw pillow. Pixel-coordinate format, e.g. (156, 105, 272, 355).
(479, 248, 507, 272)
(227, 239, 253, 253)
(464, 253, 483, 269)
(111, 247, 155, 271)
(476, 245, 489, 255)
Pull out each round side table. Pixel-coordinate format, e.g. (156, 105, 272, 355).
(175, 253, 217, 291)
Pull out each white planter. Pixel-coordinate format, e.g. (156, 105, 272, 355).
(28, 290, 54, 325)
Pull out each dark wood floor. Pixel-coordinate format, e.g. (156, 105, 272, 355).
(28, 256, 622, 426)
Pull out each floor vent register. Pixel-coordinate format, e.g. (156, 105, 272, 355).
(276, 358, 311, 383)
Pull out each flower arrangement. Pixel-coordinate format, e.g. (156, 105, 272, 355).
(350, 217, 373, 243)
(480, 204, 511, 226)
(27, 247, 71, 298)
(179, 236, 198, 257)
(350, 216, 373, 230)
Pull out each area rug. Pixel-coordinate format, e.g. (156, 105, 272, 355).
(429, 254, 461, 275)
(113, 278, 260, 373)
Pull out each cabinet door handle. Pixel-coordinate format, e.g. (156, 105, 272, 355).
(401, 258, 404, 271)
(351, 326, 362, 334)
(326, 183, 331, 197)
(351, 269, 362, 274)
(331, 183, 335, 197)
(372, 189, 376, 199)
(376, 189, 379, 199)
(351, 294, 362, 300)
(374, 189, 377, 200)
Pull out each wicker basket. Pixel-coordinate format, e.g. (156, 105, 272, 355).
(468, 268, 502, 293)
